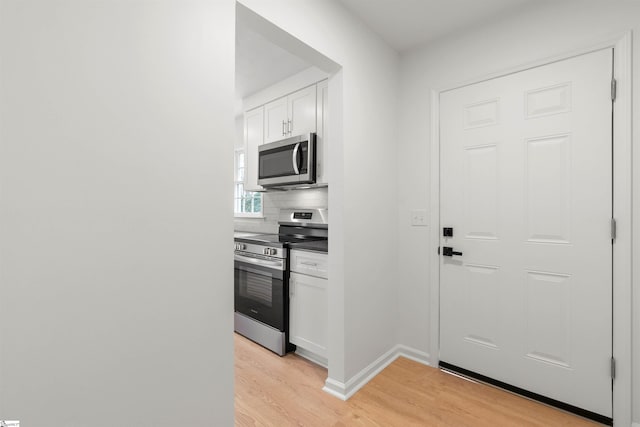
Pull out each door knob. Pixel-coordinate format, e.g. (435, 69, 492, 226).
(442, 246, 463, 257)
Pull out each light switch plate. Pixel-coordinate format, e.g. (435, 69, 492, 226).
(411, 209, 428, 226)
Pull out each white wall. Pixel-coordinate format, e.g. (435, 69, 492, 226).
(397, 0, 640, 424)
(0, 1, 235, 426)
(237, 0, 400, 387)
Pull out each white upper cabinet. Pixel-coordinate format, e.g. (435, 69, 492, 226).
(243, 106, 264, 192)
(241, 68, 328, 190)
(264, 96, 288, 143)
(264, 85, 317, 143)
(287, 85, 317, 137)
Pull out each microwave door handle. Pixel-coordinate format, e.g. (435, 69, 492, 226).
(292, 142, 300, 174)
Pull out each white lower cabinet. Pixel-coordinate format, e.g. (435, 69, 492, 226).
(289, 250, 328, 361)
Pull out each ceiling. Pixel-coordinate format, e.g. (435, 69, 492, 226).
(235, 0, 537, 101)
(235, 17, 312, 101)
(338, 0, 536, 51)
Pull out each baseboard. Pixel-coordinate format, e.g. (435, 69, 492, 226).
(295, 347, 328, 368)
(396, 344, 431, 366)
(322, 377, 348, 400)
(323, 344, 431, 400)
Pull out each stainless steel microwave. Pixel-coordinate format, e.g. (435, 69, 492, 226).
(258, 133, 316, 188)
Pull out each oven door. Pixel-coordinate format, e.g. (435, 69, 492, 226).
(234, 254, 285, 331)
(258, 133, 315, 187)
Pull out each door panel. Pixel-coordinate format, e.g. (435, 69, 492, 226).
(289, 272, 328, 358)
(440, 49, 613, 418)
(288, 85, 316, 136)
(264, 96, 288, 143)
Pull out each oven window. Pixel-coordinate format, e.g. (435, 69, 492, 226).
(241, 270, 273, 307)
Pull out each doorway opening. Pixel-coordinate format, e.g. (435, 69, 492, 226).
(233, 0, 343, 410)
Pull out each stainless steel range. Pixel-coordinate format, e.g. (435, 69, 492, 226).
(234, 208, 328, 355)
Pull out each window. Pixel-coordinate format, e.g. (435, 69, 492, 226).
(234, 149, 262, 217)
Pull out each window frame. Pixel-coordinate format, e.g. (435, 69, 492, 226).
(234, 148, 263, 218)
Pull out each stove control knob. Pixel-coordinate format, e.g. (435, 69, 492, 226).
(270, 248, 277, 256)
(263, 248, 269, 255)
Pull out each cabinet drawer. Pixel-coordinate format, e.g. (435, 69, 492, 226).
(290, 250, 328, 279)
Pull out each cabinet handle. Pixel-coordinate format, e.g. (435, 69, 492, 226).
(288, 119, 292, 135)
(300, 261, 318, 266)
(282, 120, 286, 136)
(289, 280, 295, 297)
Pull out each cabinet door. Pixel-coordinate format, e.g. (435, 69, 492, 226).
(315, 79, 328, 184)
(244, 107, 264, 192)
(263, 96, 288, 143)
(289, 272, 328, 358)
(288, 85, 316, 137)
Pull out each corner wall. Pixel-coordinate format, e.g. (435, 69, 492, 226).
(0, 1, 235, 426)
(397, 0, 640, 424)
(237, 0, 400, 386)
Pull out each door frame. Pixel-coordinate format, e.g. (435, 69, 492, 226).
(429, 32, 632, 426)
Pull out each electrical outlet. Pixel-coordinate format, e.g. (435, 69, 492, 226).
(411, 209, 428, 226)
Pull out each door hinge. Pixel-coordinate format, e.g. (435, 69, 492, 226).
(610, 357, 616, 380)
(611, 218, 617, 241)
(611, 78, 617, 102)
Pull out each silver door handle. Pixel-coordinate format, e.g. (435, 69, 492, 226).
(292, 142, 300, 174)
(282, 120, 286, 136)
(290, 279, 295, 297)
(288, 119, 292, 135)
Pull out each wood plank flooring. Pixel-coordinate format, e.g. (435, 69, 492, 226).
(234, 333, 599, 426)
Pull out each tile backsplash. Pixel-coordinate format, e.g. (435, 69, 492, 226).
(234, 187, 328, 234)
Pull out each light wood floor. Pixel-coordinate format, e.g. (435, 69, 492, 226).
(234, 333, 599, 426)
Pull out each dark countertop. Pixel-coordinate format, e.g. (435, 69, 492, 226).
(288, 240, 328, 253)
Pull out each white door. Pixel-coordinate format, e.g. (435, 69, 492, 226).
(439, 49, 613, 418)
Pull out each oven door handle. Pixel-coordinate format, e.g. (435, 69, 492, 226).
(235, 254, 284, 270)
